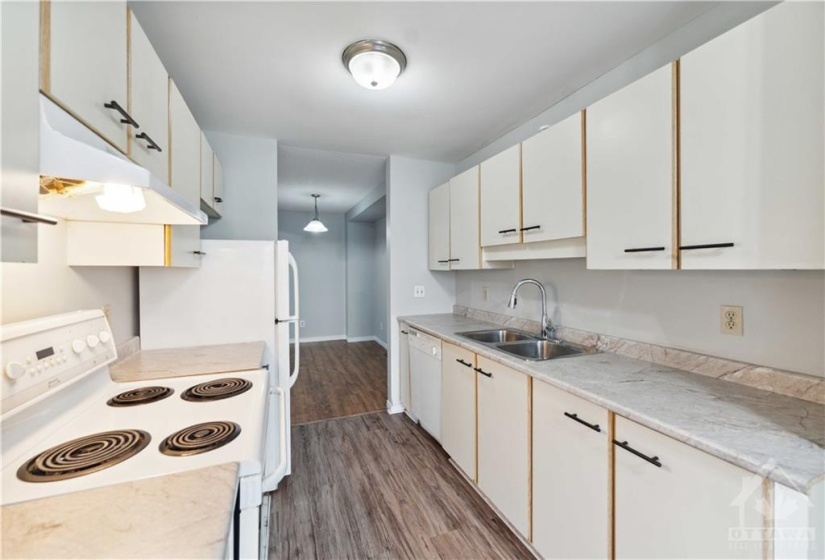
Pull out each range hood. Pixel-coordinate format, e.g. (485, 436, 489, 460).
(37, 95, 207, 226)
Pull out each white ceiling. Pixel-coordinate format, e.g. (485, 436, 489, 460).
(130, 1, 717, 163)
(277, 145, 386, 213)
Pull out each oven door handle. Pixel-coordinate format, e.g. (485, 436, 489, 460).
(262, 386, 287, 493)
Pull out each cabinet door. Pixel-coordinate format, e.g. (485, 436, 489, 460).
(200, 133, 214, 206)
(521, 112, 585, 244)
(128, 11, 168, 182)
(476, 356, 529, 537)
(213, 156, 224, 217)
(1, 0, 40, 263)
(399, 324, 411, 412)
(47, 1, 128, 153)
(441, 342, 476, 481)
(615, 416, 763, 559)
(532, 380, 609, 559)
(449, 166, 481, 270)
(680, 2, 824, 269)
(428, 182, 451, 270)
(587, 65, 674, 269)
(480, 145, 521, 247)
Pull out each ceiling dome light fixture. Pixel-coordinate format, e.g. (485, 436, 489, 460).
(342, 39, 407, 90)
(303, 194, 328, 233)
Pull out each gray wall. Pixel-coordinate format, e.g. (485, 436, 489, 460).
(346, 220, 376, 339)
(456, 261, 825, 378)
(202, 131, 279, 240)
(278, 210, 346, 341)
(373, 217, 388, 344)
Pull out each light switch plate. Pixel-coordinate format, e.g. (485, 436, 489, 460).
(414, 286, 425, 298)
(299, 320, 305, 328)
(720, 305, 743, 336)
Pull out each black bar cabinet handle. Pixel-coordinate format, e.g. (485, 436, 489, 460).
(192, 251, 206, 255)
(520, 225, 541, 232)
(564, 412, 601, 433)
(104, 100, 139, 127)
(135, 132, 162, 152)
(1, 207, 58, 225)
(456, 358, 473, 368)
(401, 330, 409, 335)
(624, 246, 665, 253)
(613, 440, 662, 468)
(437, 259, 449, 264)
(474, 367, 492, 378)
(214, 197, 223, 203)
(679, 242, 734, 251)
(447, 258, 460, 262)
(498, 228, 517, 234)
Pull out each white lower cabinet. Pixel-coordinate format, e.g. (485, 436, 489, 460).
(476, 356, 530, 537)
(440, 342, 476, 481)
(614, 416, 763, 559)
(532, 380, 609, 559)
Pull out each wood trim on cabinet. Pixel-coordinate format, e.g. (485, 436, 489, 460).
(163, 224, 172, 266)
(608, 411, 616, 559)
(581, 109, 587, 237)
(517, 143, 524, 244)
(671, 60, 681, 270)
(167, 77, 172, 185)
(474, 167, 481, 269)
(39, 0, 51, 92)
(473, 352, 478, 484)
(125, 8, 133, 157)
(527, 375, 533, 542)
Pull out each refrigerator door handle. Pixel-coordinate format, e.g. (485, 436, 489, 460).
(288, 252, 300, 387)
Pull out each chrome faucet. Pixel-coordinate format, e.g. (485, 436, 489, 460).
(507, 278, 555, 340)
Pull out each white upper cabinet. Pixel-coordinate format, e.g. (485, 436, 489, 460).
(213, 156, 225, 217)
(200, 132, 215, 208)
(587, 65, 675, 269)
(680, 2, 824, 270)
(480, 145, 521, 247)
(46, 0, 129, 153)
(521, 112, 585, 243)
(1, 0, 40, 263)
(428, 182, 451, 270)
(169, 80, 202, 268)
(614, 416, 762, 559)
(128, 11, 169, 182)
(450, 166, 481, 269)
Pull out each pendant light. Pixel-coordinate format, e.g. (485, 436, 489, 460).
(303, 194, 328, 233)
(342, 40, 407, 90)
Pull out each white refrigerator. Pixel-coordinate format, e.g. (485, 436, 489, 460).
(138, 239, 300, 488)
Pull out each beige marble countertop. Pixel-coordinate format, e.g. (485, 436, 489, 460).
(401, 313, 825, 493)
(110, 341, 265, 382)
(1, 463, 239, 559)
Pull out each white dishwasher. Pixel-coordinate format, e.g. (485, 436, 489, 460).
(408, 328, 442, 441)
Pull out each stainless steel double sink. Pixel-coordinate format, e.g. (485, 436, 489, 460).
(457, 329, 588, 362)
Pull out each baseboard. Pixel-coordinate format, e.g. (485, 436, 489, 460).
(347, 336, 388, 349)
(387, 400, 405, 414)
(292, 335, 346, 343)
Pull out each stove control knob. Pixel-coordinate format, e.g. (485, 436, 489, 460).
(86, 335, 100, 349)
(98, 331, 111, 344)
(5, 361, 26, 380)
(72, 339, 87, 354)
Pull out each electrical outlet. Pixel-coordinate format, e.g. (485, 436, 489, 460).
(299, 320, 305, 328)
(720, 305, 743, 336)
(481, 287, 488, 302)
(414, 286, 425, 298)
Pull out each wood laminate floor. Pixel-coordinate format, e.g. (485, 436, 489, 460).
(269, 412, 533, 560)
(291, 340, 388, 425)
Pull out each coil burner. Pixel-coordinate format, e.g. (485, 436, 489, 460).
(180, 378, 252, 402)
(17, 429, 151, 483)
(107, 386, 174, 407)
(159, 421, 241, 456)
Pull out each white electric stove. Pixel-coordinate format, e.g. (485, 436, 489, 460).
(0, 310, 280, 559)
